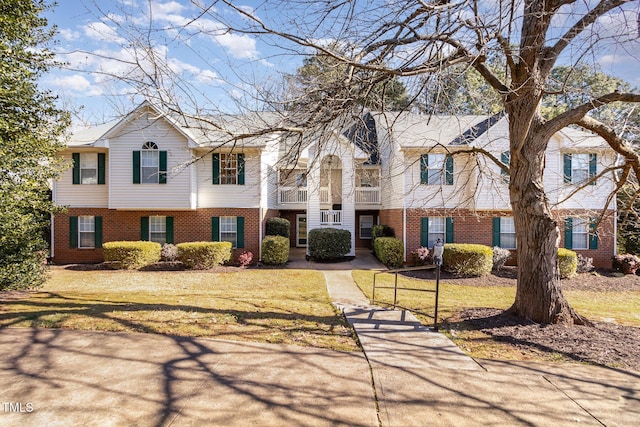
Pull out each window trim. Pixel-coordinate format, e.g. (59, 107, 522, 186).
(80, 153, 98, 185)
(499, 217, 517, 250)
(141, 142, 160, 184)
(571, 218, 589, 250)
(219, 216, 238, 248)
(149, 215, 167, 245)
(420, 154, 453, 185)
(78, 215, 96, 249)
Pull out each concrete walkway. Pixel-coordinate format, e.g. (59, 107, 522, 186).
(309, 249, 640, 426)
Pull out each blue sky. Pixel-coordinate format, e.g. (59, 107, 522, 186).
(43, 0, 640, 126)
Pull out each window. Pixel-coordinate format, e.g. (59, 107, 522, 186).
(420, 154, 453, 185)
(360, 215, 374, 239)
(69, 216, 102, 249)
(80, 154, 97, 184)
(78, 216, 95, 248)
(420, 217, 454, 247)
(571, 218, 589, 250)
(564, 153, 596, 185)
(149, 216, 167, 244)
(212, 216, 244, 248)
(427, 217, 445, 248)
(72, 152, 105, 185)
(220, 216, 238, 248)
(571, 153, 589, 184)
(141, 141, 159, 184)
(499, 217, 517, 249)
(213, 153, 245, 185)
(492, 217, 516, 249)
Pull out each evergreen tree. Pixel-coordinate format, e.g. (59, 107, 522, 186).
(0, 0, 69, 290)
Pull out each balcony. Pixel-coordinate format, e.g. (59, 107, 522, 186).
(320, 210, 342, 225)
(279, 186, 308, 204)
(355, 187, 380, 204)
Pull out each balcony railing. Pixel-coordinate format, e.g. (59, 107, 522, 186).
(279, 186, 380, 205)
(355, 187, 380, 204)
(279, 187, 308, 204)
(320, 210, 342, 225)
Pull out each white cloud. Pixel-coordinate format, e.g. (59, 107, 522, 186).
(210, 31, 258, 60)
(58, 28, 80, 41)
(48, 74, 103, 96)
(195, 69, 221, 84)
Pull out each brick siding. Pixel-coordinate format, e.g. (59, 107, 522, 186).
(53, 208, 261, 264)
(400, 208, 615, 268)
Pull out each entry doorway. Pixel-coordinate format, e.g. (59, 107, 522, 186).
(296, 214, 307, 247)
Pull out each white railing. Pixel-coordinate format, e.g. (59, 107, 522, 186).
(319, 187, 329, 204)
(355, 187, 380, 204)
(320, 210, 342, 225)
(279, 187, 307, 204)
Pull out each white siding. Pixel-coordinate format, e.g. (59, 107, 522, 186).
(403, 151, 474, 210)
(472, 124, 511, 210)
(376, 121, 405, 210)
(195, 151, 261, 208)
(109, 115, 192, 210)
(55, 150, 109, 207)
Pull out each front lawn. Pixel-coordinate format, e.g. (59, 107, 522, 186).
(0, 267, 358, 351)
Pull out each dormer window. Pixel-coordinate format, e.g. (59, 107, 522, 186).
(133, 142, 167, 184)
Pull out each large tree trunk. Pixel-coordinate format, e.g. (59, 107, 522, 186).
(507, 114, 588, 325)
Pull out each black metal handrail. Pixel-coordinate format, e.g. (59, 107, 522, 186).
(372, 264, 443, 331)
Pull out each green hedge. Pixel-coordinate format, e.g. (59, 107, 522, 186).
(261, 235, 290, 265)
(308, 228, 351, 261)
(558, 248, 578, 278)
(103, 241, 161, 269)
(265, 217, 290, 239)
(374, 237, 404, 268)
(372, 224, 394, 241)
(443, 243, 493, 277)
(177, 241, 232, 269)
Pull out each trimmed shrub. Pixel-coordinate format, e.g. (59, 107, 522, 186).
(612, 254, 640, 275)
(492, 246, 511, 271)
(266, 217, 290, 239)
(374, 237, 404, 268)
(161, 243, 178, 262)
(261, 236, 289, 265)
(576, 254, 594, 273)
(372, 224, 394, 242)
(103, 241, 161, 269)
(308, 228, 351, 261)
(558, 248, 578, 278)
(177, 242, 232, 269)
(443, 244, 493, 277)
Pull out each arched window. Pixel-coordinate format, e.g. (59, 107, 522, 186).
(141, 141, 159, 183)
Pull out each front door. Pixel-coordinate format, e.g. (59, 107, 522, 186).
(296, 214, 307, 247)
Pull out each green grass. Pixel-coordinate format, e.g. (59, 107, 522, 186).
(0, 268, 358, 351)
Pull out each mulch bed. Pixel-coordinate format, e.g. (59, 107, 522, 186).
(457, 307, 640, 371)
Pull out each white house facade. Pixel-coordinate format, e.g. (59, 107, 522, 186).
(51, 103, 617, 267)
